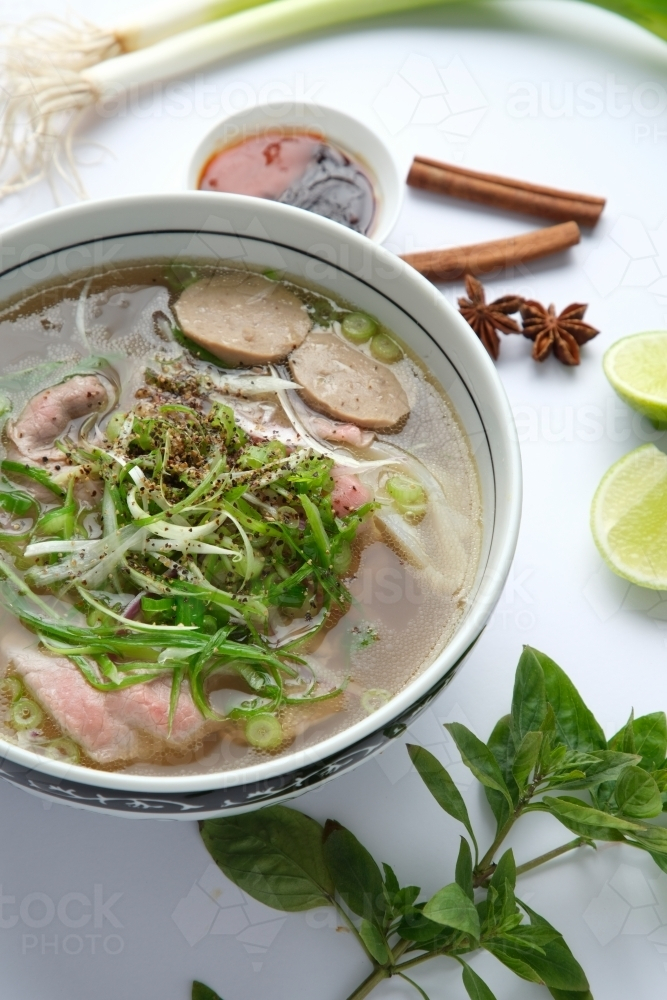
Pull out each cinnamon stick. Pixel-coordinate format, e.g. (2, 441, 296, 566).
(401, 221, 580, 283)
(408, 157, 605, 227)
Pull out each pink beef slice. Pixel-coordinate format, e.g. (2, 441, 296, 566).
(10, 648, 140, 764)
(7, 375, 108, 463)
(331, 470, 373, 517)
(309, 416, 375, 448)
(106, 678, 209, 744)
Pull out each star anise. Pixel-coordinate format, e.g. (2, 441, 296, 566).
(457, 275, 523, 360)
(520, 300, 599, 366)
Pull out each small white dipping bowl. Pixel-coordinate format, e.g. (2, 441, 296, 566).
(185, 102, 403, 244)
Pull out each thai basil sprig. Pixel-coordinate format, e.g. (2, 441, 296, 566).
(195, 645, 667, 1000)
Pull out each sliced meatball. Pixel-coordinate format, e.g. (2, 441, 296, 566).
(7, 375, 108, 463)
(289, 333, 410, 431)
(11, 648, 140, 764)
(174, 271, 311, 365)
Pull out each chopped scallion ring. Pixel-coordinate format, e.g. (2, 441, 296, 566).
(12, 697, 43, 729)
(45, 738, 80, 764)
(245, 713, 283, 750)
(0, 676, 22, 702)
(361, 689, 391, 714)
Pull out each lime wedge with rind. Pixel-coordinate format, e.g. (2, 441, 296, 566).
(604, 331, 667, 428)
(591, 443, 667, 589)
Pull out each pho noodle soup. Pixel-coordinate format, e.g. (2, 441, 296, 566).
(0, 263, 481, 775)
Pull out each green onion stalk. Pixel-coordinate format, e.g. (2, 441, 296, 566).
(2, 0, 665, 199)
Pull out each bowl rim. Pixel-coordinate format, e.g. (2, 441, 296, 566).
(0, 191, 522, 793)
(183, 100, 404, 244)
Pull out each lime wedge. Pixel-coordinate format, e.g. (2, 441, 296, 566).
(591, 443, 667, 589)
(604, 331, 667, 427)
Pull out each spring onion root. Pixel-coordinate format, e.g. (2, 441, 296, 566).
(0, 0, 665, 198)
(0, 0, 274, 198)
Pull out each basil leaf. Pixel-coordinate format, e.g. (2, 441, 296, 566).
(322, 820, 385, 923)
(616, 765, 663, 818)
(423, 882, 480, 939)
(382, 862, 400, 897)
(549, 750, 640, 790)
(483, 942, 543, 984)
(461, 963, 499, 1000)
(192, 983, 223, 1000)
(446, 723, 513, 808)
(591, 779, 616, 813)
(496, 924, 559, 953)
(519, 901, 591, 993)
(648, 850, 667, 873)
(534, 648, 606, 752)
(397, 908, 456, 948)
(626, 825, 667, 856)
(634, 713, 667, 771)
(548, 991, 594, 1000)
(609, 711, 667, 771)
(393, 885, 421, 914)
(539, 796, 641, 840)
(200, 805, 334, 912)
(455, 837, 474, 901)
(485, 715, 518, 830)
(512, 731, 543, 790)
(538, 705, 557, 773)
(490, 849, 517, 892)
(408, 745, 477, 851)
(609, 711, 636, 756)
(359, 919, 390, 964)
(487, 928, 588, 991)
(483, 876, 521, 934)
(512, 647, 547, 743)
(653, 769, 667, 792)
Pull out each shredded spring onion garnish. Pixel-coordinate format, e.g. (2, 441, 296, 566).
(0, 357, 369, 732)
(1, 0, 664, 198)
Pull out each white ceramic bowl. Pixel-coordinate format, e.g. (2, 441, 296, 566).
(185, 102, 403, 244)
(0, 192, 521, 818)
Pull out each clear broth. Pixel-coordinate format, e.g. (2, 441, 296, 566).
(0, 262, 481, 775)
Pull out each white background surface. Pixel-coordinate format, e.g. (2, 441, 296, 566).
(0, 1, 667, 997)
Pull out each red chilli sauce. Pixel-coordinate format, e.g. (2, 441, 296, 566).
(198, 130, 376, 236)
